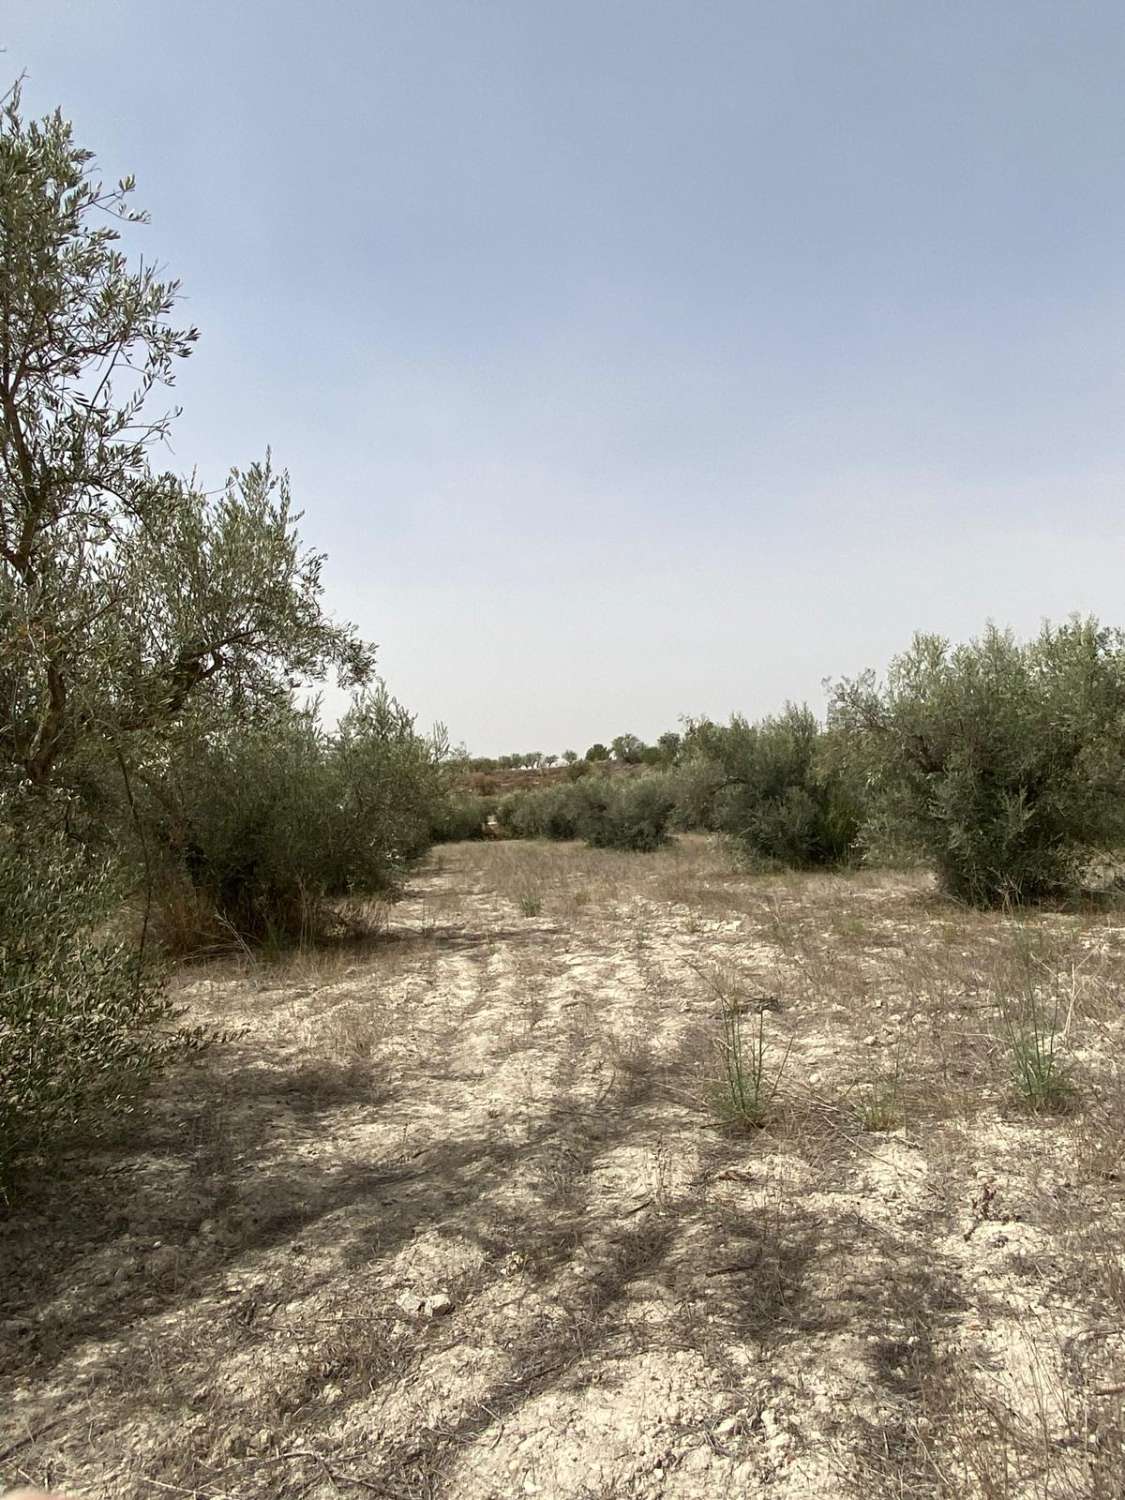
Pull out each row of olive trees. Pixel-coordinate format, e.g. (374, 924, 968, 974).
(715, 620, 1125, 901)
(460, 733, 684, 775)
(678, 620, 1125, 903)
(0, 86, 445, 1197)
(494, 774, 677, 851)
(483, 620, 1125, 908)
(462, 750, 559, 771)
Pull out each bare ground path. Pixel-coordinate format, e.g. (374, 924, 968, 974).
(3, 837, 1124, 1498)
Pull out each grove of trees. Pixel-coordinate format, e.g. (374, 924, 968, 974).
(0, 85, 446, 1196)
(473, 623, 1125, 909)
(6, 82, 1125, 1202)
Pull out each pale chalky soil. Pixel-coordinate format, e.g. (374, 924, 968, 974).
(3, 837, 1123, 1498)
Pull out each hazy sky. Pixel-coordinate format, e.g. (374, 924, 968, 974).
(7, 2, 1125, 752)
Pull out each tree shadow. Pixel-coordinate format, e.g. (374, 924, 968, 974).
(2, 1005, 830, 1498)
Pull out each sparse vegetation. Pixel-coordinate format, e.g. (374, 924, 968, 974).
(996, 966, 1077, 1115)
(713, 1004, 790, 1129)
(856, 1063, 905, 1132)
(5, 834, 1125, 1500)
(1004, 1009, 1075, 1113)
(697, 963, 792, 1130)
(6, 70, 1125, 1500)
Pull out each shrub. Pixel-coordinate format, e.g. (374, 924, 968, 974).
(1002, 1002, 1075, 1114)
(831, 619, 1125, 905)
(990, 931, 1077, 1113)
(145, 689, 444, 944)
(667, 758, 728, 832)
(496, 783, 585, 840)
(495, 775, 676, 851)
(581, 776, 676, 852)
(0, 808, 188, 1201)
(712, 1006, 790, 1130)
(431, 794, 496, 842)
(493, 791, 524, 838)
(683, 707, 861, 866)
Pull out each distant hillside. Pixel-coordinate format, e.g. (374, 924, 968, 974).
(452, 762, 645, 796)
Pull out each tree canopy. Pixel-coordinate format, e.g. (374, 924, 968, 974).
(0, 82, 371, 792)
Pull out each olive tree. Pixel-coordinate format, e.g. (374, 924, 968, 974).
(0, 83, 373, 1192)
(142, 690, 445, 944)
(679, 707, 861, 866)
(611, 733, 646, 764)
(0, 82, 370, 796)
(830, 620, 1125, 904)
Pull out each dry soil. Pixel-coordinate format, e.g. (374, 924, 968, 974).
(3, 837, 1124, 1498)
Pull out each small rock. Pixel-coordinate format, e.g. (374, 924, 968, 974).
(716, 1416, 739, 1436)
(147, 1245, 179, 1281)
(761, 1407, 790, 1448)
(423, 1293, 454, 1318)
(808, 1072, 821, 1086)
(395, 1291, 425, 1316)
(863, 1034, 878, 1047)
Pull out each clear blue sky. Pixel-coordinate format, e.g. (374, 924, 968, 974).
(7, 2, 1125, 753)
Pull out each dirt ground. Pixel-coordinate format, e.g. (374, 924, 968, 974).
(3, 836, 1124, 1499)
